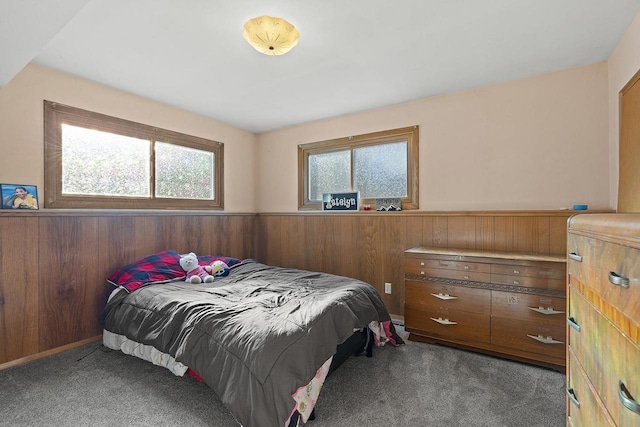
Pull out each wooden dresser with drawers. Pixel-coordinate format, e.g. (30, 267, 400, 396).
(404, 246, 566, 372)
(566, 214, 640, 426)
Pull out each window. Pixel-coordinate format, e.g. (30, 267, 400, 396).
(298, 126, 419, 210)
(44, 101, 223, 209)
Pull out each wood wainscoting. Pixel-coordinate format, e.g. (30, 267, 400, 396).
(1, 209, 609, 368)
(257, 210, 600, 318)
(0, 210, 257, 367)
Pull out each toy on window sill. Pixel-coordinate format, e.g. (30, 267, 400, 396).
(180, 252, 215, 283)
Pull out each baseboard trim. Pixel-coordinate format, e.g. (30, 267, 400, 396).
(0, 335, 102, 371)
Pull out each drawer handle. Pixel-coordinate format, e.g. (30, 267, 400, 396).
(464, 275, 470, 280)
(430, 317, 457, 325)
(420, 271, 425, 275)
(567, 317, 581, 332)
(619, 380, 640, 415)
(464, 265, 470, 270)
(608, 271, 630, 288)
(568, 252, 583, 262)
(420, 262, 425, 266)
(528, 306, 564, 315)
(430, 293, 458, 300)
(566, 388, 580, 408)
(513, 269, 520, 274)
(513, 280, 520, 285)
(526, 334, 563, 344)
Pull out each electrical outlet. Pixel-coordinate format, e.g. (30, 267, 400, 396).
(384, 282, 392, 294)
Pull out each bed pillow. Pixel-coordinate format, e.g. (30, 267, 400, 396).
(107, 249, 185, 292)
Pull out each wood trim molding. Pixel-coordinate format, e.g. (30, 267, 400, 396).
(0, 210, 257, 217)
(0, 335, 101, 372)
(258, 209, 614, 217)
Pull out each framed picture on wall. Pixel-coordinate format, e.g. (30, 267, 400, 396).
(1, 184, 39, 210)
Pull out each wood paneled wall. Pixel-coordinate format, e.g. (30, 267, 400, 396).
(0, 211, 257, 366)
(2, 209, 606, 367)
(257, 211, 589, 317)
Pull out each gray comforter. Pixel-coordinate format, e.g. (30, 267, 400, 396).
(102, 261, 393, 427)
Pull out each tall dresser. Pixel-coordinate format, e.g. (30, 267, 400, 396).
(566, 214, 640, 426)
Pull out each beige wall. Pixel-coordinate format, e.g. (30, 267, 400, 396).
(0, 63, 258, 212)
(0, 59, 623, 215)
(608, 12, 640, 209)
(256, 62, 610, 212)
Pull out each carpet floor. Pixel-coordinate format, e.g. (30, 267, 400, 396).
(0, 327, 566, 427)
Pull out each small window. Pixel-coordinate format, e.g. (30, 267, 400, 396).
(44, 101, 223, 209)
(298, 126, 419, 210)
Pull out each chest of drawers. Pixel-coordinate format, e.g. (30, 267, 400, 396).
(404, 247, 566, 372)
(566, 214, 640, 426)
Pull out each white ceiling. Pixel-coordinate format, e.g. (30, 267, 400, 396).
(3, 0, 640, 133)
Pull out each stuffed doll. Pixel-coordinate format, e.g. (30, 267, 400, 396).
(179, 252, 214, 283)
(206, 260, 230, 277)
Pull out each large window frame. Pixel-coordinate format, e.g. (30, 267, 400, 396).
(44, 101, 224, 210)
(298, 126, 419, 210)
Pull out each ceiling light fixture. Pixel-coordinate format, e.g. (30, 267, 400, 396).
(243, 15, 299, 56)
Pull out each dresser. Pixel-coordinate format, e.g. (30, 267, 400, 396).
(566, 214, 640, 426)
(404, 247, 566, 372)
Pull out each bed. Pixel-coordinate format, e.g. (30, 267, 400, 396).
(100, 250, 402, 427)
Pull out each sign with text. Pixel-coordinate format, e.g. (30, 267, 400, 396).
(322, 192, 359, 211)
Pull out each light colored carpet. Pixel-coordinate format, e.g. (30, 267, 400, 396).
(0, 327, 565, 427)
